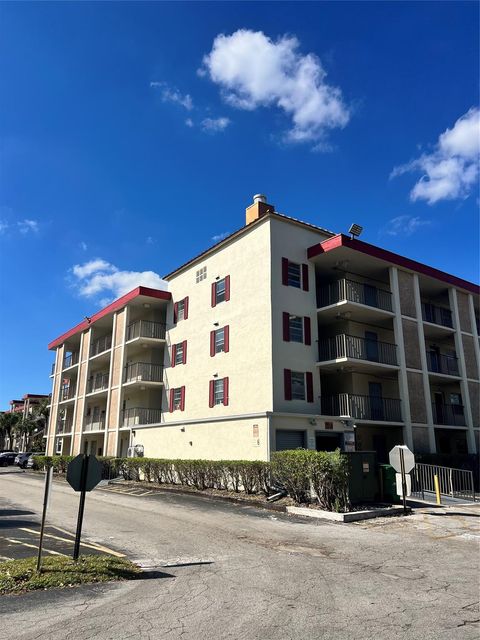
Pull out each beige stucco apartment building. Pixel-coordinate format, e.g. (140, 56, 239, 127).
(45, 196, 480, 462)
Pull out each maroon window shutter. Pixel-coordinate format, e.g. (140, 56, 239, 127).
(169, 388, 175, 412)
(209, 380, 215, 408)
(224, 325, 229, 352)
(306, 372, 314, 403)
(210, 330, 216, 357)
(304, 317, 311, 345)
(182, 340, 187, 365)
(173, 302, 178, 324)
(171, 344, 176, 368)
(302, 264, 309, 291)
(283, 312, 290, 342)
(211, 282, 217, 307)
(284, 369, 292, 401)
(184, 296, 189, 320)
(282, 258, 289, 286)
(180, 386, 185, 411)
(223, 377, 229, 406)
(225, 275, 230, 301)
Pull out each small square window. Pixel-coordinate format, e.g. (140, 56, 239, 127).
(175, 343, 184, 365)
(287, 262, 301, 288)
(214, 379, 224, 405)
(177, 299, 185, 321)
(196, 266, 207, 283)
(173, 388, 182, 410)
(291, 371, 305, 400)
(215, 278, 226, 303)
(215, 328, 225, 353)
(289, 315, 303, 343)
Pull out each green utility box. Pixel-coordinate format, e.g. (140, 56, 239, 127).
(344, 451, 379, 504)
(378, 464, 399, 504)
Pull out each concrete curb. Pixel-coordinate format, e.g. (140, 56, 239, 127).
(287, 505, 408, 522)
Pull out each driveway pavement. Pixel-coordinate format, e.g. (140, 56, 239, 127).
(0, 467, 479, 640)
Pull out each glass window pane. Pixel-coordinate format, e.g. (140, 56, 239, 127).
(216, 278, 226, 303)
(177, 300, 185, 320)
(287, 262, 301, 288)
(215, 328, 225, 353)
(175, 343, 183, 365)
(214, 379, 224, 404)
(291, 371, 305, 400)
(173, 388, 182, 409)
(289, 315, 303, 343)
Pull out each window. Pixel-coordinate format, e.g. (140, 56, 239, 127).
(209, 377, 229, 407)
(169, 386, 185, 412)
(282, 258, 309, 291)
(288, 262, 301, 288)
(289, 316, 303, 343)
(211, 276, 230, 307)
(196, 266, 207, 283)
(174, 297, 189, 323)
(177, 300, 185, 321)
(172, 341, 187, 367)
(282, 313, 311, 345)
(291, 371, 305, 400)
(210, 326, 230, 356)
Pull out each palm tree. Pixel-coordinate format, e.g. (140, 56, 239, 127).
(13, 417, 37, 450)
(0, 412, 21, 450)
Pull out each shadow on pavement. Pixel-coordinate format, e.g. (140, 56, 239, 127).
(0, 509, 35, 517)
(0, 519, 42, 529)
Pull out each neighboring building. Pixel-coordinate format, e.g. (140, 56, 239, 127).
(5, 393, 50, 450)
(45, 195, 480, 461)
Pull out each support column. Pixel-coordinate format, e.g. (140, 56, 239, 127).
(389, 267, 413, 449)
(412, 274, 436, 453)
(449, 288, 477, 454)
(468, 294, 480, 377)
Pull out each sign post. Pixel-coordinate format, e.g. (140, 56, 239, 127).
(389, 445, 415, 515)
(66, 454, 102, 561)
(36, 466, 53, 573)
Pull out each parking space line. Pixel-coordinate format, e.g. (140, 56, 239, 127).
(19, 528, 126, 558)
(2, 536, 66, 556)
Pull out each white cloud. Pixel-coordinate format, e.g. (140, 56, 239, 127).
(383, 215, 431, 237)
(0, 220, 8, 234)
(79, 241, 88, 251)
(200, 29, 350, 144)
(185, 117, 194, 128)
(18, 219, 39, 234)
(211, 231, 230, 242)
(150, 81, 193, 110)
(71, 258, 168, 302)
(391, 107, 480, 205)
(146, 236, 155, 245)
(201, 117, 231, 133)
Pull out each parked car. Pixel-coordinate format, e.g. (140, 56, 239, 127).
(15, 452, 33, 468)
(0, 452, 17, 466)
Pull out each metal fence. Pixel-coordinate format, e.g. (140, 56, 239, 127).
(321, 393, 402, 422)
(411, 463, 476, 502)
(318, 279, 393, 312)
(127, 320, 166, 341)
(318, 334, 398, 366)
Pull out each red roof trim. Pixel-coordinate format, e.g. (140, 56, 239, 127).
(307, 234, 479, 295)
(48, 286, 171, 350)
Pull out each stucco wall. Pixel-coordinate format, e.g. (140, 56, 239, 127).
(398, 271, 416, 318)
(402, 319, 421, 370)
(407, 371, 427, 423)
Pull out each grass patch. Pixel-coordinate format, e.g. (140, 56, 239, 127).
(0, 555, 142, 595)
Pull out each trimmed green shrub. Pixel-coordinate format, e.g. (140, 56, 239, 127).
(271, 450, 314, 504)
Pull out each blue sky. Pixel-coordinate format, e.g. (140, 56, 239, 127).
(0, 1, 478, 408)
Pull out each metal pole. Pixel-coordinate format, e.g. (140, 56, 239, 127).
(73, 455, 89, 561)
(434, 474, 441, 505)
(36, 467, 53, 573)
(399, 448, 407, 514)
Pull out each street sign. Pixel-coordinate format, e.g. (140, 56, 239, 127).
(396, 473, 412, 497)
(67, 454, 102, 492)
(389, 445, 415, 473)
(66, 454, 103, 560)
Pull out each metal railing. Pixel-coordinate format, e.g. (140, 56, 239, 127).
(318, 279, 393, 312)
(56, 419, 74, 434)
(321, 393, 402, 422)
(83, 416, 106, 431)
(59, 385, 76, 402)
(126, 320, 166, 341)
(426, 351, 459, 376)
(90, 334, 112, 357)
(411, 463, 475, 502)
(63, 352, 79, 369)
(421, 303, 453, 328)
(124, 362, 164, 384)
(432, 403, 466, 426)
(318, 334, 398, 366)
(122, 407, 162, 427)
(87, 372, 109, 394)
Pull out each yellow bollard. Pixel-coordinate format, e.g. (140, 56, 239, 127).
(434, 474, 442, 505)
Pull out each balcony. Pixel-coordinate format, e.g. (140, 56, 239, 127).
(63, 352, 79, 369)
(426, 351, 459, 377)
(432, 403, 466, 427)
(124, 362, 164, 386)
(59, 385, 76, 402)
(126, 320, 166, 343)
(86, 372, 109, 394)
(50, 363, 55, 376)
(83, 415, 106, 432)
(422, 303, 453, 329)
(318, 334, 398, 373)
(321, 393, 402, 423)
(122, 407, 162, 427)
(90, 334, 112, 358)
(56, 419, 74, 434)
(318, 279, 393, 324)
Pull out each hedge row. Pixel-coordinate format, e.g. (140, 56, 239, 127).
(32, 449, 350, 510)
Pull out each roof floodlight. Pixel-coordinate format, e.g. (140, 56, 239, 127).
(348, 223, 363, 239)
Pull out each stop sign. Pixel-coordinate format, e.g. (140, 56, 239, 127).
(67, 454, 103, 492)
(389, 445, 415, 473)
